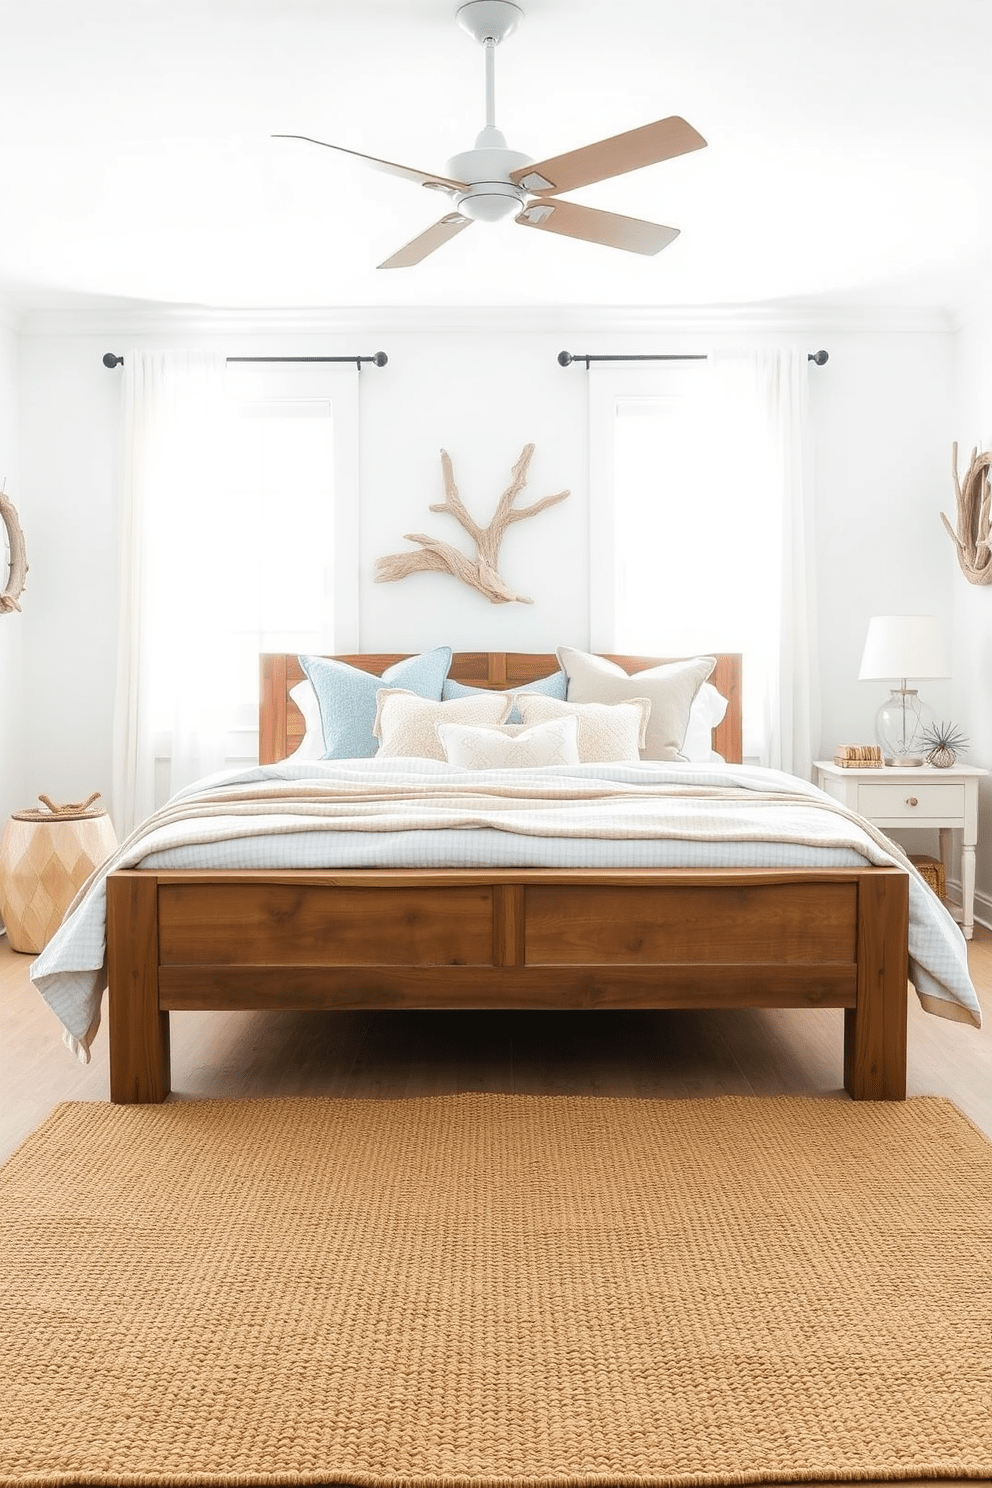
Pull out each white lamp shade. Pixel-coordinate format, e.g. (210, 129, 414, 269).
(858, 614, 950, 681)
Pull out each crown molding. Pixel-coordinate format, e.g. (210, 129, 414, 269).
(18, 299, 953, 341)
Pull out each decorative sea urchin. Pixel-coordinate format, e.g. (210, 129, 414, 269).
(921, 721, 969, 768)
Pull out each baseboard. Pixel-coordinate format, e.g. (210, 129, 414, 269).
(945, 874, 992, 933)
(969, 883, 992, 932)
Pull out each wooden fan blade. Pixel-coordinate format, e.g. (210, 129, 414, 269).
(509, 116, 706, 197)
(378, 213, 474, 269)
(273, 135, 468, 194)
(515, 199, 679, 256)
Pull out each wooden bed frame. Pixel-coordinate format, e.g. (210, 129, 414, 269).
(106, 652, 909, 1105)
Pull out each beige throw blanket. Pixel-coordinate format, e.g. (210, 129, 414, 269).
(31, 759, 982, 1058)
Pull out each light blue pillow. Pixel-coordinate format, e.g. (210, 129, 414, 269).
(300, 648, 452, 759)
(442, 669, 567, 724)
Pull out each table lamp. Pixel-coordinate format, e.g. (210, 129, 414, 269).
(858, 614, 950, 766)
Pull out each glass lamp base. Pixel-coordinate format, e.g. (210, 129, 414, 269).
(875, 687, 933, 767)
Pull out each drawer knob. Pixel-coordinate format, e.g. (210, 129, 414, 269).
(906, 796, 918, 807)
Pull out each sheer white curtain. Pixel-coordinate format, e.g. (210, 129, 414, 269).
(112, 352, 346, 834)
(113, 351, 230, 833)
(589, 345, 819, 775)
(747, 347, 819, 777)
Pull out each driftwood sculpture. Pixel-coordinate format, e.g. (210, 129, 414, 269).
(941, 442, 992, 585)
(374, 443, 569, 604)
(0, 488, 28, 613)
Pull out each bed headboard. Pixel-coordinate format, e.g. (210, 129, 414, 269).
(259, 652, 743, 765)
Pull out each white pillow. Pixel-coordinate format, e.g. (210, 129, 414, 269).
(373, 688, 513, 761)
(682, 682, 729, 762)
(514, 694, 650, 763)
(556, 647, 715, 761)
(286, 679, 324, 761)
(436, 716, 581, 770)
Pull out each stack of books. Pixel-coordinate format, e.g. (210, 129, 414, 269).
(833, 744, 883, 768)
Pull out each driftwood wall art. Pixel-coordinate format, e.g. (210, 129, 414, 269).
(941, 442, 992, 585)
(374, 443, 569, 604)
(0, 489, 28, 613)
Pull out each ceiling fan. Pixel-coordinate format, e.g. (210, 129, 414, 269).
(274, 0, 706, 269)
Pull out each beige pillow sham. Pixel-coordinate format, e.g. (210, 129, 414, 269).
(436, 716, 581, 770)
(374, 688, 513, 760)
(556, 647, 716, 761)
(514, 694, 650, 763)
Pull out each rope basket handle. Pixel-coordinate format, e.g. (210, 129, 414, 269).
(37, 792, 102, 816)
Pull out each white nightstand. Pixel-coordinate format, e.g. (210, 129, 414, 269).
(813, 761, 988, 939)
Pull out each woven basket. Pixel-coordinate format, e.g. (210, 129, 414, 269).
(910, 854, 946, 899)
(0, 802, 118, 952)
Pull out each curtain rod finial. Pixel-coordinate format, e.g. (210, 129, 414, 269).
(557, 351, 573, 366)
(103, 353, 123, 368)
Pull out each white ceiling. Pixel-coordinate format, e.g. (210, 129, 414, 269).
(1, 0, 989, 315)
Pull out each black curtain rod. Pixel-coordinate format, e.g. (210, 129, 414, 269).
(102, 352, 388, 369)
(557, 349, 829, 368)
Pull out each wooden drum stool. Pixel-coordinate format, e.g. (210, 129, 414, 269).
(0, 794, 119, 953)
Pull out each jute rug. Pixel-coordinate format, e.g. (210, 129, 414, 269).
(2, 1094, 992, 1488)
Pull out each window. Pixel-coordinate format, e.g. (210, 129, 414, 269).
(589, 353, 815, 768)
(116, 352, 360, 827)
(220, 376, 340, 753)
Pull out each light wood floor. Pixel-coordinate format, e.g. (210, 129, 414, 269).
(3, 928, 991, 1164)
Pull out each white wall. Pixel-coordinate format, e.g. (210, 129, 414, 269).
(17, 334, 120, 816)
(811, 327, 956, 745)
(358, 323, 587, 654)
(0, 311, 23, 830)
(14, 307, 963, 864)
(951, 285, 992, 920)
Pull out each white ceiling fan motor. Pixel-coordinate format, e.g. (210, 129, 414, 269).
(448, 1, 531, 221)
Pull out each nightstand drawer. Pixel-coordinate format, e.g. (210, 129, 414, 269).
(857, 781, 965, 821)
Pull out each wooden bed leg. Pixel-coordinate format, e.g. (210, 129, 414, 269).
(844, 871, 908, 1101)
(107, 872, 170, 1104)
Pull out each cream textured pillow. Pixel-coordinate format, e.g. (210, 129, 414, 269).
(514, 695, 650, 763)
(436, 716, 581, 770)
(374, 688, 512, 761)
(556, 648, 716, 761)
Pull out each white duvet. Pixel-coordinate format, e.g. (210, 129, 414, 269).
(31, 758, 982, 1060)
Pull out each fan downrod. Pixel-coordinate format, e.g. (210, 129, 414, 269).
(449, 0, 529, 221)
(455, 1, 523, 47)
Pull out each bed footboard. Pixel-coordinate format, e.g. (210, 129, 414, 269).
(106, 865, 909, 1105)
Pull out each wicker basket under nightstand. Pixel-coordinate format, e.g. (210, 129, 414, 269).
(909, 854, 946, 900)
